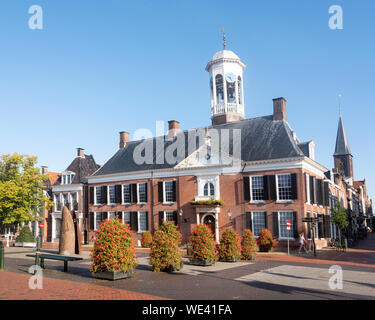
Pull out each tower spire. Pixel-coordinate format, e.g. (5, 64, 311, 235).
(338, 93, 342, 116)
(221, 28, 226, 50)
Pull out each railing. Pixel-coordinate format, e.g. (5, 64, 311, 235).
(211, 103, 243, 116)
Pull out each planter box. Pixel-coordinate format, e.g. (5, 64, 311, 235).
(220, 257, 238, 262)
(189, 259, 214, 266)
(160, 262, 184, 273)
(15, 242, 36, 248)
(92, 270, 132, 281)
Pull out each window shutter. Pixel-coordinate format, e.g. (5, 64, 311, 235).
(158, 211, 164, 226)
(115, 185, 122, 204)
(316, 180, 322, 205)
(269, 176, 277, 200)
(263, 176, 269, 200)
(318, 214, 324, 238)
(323, 215, 331, 238)
(145, 212, 149, 231)
(131, 184, 138, 203)
(172, 181, 177, 202)
(158, 182, 164, 203)
(101, 186, 107, 204)
(304, 174, 308, 203)
(131, 212, 138, 232)
(89, 212, 94, 230)
(173, 211, 178, 226)
(291, 173, 298, 200)
(264, 212, 268, 229)
(116, 211, 122, 220)
(307, 212, 312, 239)
(310, 176, 315, 204)
(323, 182, 330, 206)
(272, 212, 279, 238)
(246, 212, 252, 231)
(293, 211, 298, 239)
(243, 177, 250, 201)
(102, 212, 108, 221)
(144, 183, 148, 203)
(89, 187, 94, 205)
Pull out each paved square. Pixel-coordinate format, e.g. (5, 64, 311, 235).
(235, 265, 375, 297)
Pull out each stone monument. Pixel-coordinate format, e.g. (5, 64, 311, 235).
(58, 206, 76, 256)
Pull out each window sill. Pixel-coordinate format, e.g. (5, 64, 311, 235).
(137, 202, 147, 206)
(276, 200, 293, 204)
(249, 201, 265, 204)
(163, 202, 175, 205)
(278, 238, 295, 241)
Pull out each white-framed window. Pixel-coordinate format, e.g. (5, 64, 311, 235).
(54, 193, 61, 211)
(203, 182, 215, 197)
(250, 176, 265, 202)
(138, 211, 147, 233)
(61, 171, 75, 185)
(94, 212, 103, 231)
(137, 183, 147, 203)
(95, 186, 102, 205)
(122, 184, 131, 204)
(108, 211, 116, 220)
(163, 211, 176, 223)
(122, 211, 131, 226)
(305, 173, 310, 204)
(108, 185, 116, 204)
(71, 192, 78, 211)
(62, 193, 69, 208)
(251, 211, 266, 237)
(164, 181, 175, 203)
(277, 174, 292, 201)
(278, 211, 294, 240)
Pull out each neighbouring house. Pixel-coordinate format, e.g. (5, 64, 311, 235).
(50, 148, 99, 243)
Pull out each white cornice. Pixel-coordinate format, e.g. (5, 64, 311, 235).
(52, 184, 83, 192)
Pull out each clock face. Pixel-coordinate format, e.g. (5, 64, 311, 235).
(225, 73, 236, 83)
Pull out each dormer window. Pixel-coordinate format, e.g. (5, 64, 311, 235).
(61, 171, 75, 185)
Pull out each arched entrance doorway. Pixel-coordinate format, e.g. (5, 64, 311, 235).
(202, 214, 215, 235)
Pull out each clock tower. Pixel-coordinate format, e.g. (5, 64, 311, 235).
(206, 37, 246, 125)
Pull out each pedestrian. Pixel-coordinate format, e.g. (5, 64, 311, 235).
(298, 232, 308, 254)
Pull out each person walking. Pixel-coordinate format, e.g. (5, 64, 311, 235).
(298, 232, 308, 254)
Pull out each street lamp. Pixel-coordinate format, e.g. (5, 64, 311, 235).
(33, 181, 44, 270)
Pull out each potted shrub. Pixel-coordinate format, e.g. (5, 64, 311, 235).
(90, 217, 137, 280)
(188, 224, 217, 266)
(218, 228, 241, 262)
(141, 231, 153, 248)
(256, 228, 274, 252)
(150, 221, 183, 272)
(15, 226, 36, 248)
(241, 229, 257, 260)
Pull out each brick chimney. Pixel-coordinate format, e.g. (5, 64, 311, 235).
(41, 166, 48, 174)
(77, 148, 85, 158)
(273, 97, 287, 121)
(119, 131, 130, 149)
(168, 120, 180, 139)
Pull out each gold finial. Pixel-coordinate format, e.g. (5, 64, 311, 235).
(221, 28, 226, 50)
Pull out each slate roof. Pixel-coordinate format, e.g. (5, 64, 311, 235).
(54, 154, 99, 185)
(93, 116, 306, 177)
(334, 116, 351, 156)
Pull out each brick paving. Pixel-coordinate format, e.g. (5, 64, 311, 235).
(0, 270, 167, 300)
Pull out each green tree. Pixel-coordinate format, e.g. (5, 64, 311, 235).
(0, 153, 53, 226)
(331, 201, 349, 241)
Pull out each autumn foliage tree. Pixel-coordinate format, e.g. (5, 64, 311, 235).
(0, 153, 53, 226)
(188, 224, 217, 263)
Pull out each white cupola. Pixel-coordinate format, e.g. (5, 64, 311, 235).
(205, 33, 246, 125)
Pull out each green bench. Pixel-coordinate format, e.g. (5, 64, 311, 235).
(26, 253, 83, 272)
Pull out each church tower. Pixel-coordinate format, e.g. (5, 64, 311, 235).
(206, 31, 246, 125)
(334, 115, 354, 182)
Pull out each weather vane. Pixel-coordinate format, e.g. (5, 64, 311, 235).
(221, 28, 226, 50)
(338, 93, 343, 116)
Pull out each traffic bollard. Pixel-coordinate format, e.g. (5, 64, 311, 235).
(0, 242, 4, 270)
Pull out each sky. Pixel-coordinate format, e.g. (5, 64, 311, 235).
(0, 0, 374, 200)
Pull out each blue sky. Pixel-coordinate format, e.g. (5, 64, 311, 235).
(0, 1, 374, 200)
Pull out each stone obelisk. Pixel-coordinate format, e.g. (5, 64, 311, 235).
(59, 206, 76, 256)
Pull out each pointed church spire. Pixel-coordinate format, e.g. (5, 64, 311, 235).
(334, 115, 351, 156)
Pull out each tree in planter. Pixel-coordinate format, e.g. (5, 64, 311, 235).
(150, 221, 183, 272)
(218, 228, 242, 262)
(241, 229, 257, 260)
(256, 228, 274, 252)
(188, 224, 217, 265)
(331, 201, 349, 243)
(141, 231, 153, 248)
(15, 225, 35, 243)
(90, 217, 137, 275)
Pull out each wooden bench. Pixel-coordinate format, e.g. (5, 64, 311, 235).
(26, 253, 83, 272)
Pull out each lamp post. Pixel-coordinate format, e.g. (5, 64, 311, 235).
(33, 181, 43, 270)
